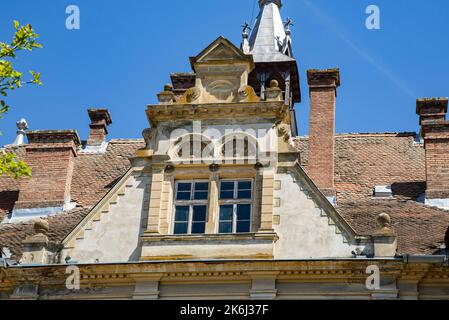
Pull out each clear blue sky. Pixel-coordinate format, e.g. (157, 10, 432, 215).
(1, 0, 448, 145)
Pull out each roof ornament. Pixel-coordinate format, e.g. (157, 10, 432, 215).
(284, 17, 294, 32)
(282, 17, 294, 56)
(241, 21, 252, 54)
(12, 118, 29, 146)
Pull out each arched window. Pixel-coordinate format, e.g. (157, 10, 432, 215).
(220, 133, 258, 159)
(173, 134, 214, 160)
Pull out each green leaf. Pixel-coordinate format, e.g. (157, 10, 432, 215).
(13, 20, 19, 30)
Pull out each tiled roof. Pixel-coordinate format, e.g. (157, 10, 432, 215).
(339, 200, 449, 255)
(0, 133, 447, 259)
(0, 140, 145, 260)
(296, 133, 449, 255)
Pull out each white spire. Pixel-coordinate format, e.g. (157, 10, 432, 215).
(12, 119, 28, 146)
(248, 0, 294, 62)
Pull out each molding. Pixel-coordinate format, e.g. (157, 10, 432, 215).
(141, 232, 278, 243)
(146, 101, 288, 126)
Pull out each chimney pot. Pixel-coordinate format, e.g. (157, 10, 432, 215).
(416, 97, 448, 126)
(87, 109, 112, 147)
(12, 118, 29, 146)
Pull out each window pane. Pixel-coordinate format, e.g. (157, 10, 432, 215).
(221, 181, 234, 191)
(177, 183, 192, 200)
(220, 190, 234, 199)
(174, 223, 188, 235)
(176, 191, 191, 201)
(195, 182, 209, 191)
(177, 183, 192, 192)
(237, 190, 252, 199)
(238, 181, 252, 190)
(191, 222, 206, 234)
(193, 206, 207, 222)
(237, 204, 251, 221)
(219, 205, 233, 221)
(220, 181, 235, 199)
(236, 221, 250, 233)
(175, 206, 189, 222)
(194, 191, 208, 200)
(219, 222, 233, 234)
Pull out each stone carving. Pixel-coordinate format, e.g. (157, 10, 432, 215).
(34, 219, 49, 235)
(157, 84, 175, 104)
(142, 128, 159, 153)
(276, 122, 291, 143)
(178, 87, 201, 104)
(238, 85, 260, 102)
(265, 80, 283, 101)
(375, 213, 395, 235)
(205, 79, 236, 101)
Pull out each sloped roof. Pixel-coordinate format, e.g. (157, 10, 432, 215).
(0, 140, 145, 259)
(249, 0, 294, 63)
(1, 133, 448, 259)
(296, 132, 449, 255)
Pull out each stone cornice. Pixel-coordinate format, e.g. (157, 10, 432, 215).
(146, 101, 288, 126)
(141, 232, 278, 243)
(307, 69, 341, 88)
(3, 258, 448, 287)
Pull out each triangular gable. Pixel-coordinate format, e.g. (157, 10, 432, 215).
(190, 36, 254, 70)
(289, 162, 361, 242)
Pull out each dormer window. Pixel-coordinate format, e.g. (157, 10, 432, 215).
(173, 181, 209, 235)
(373, 185, 393, 198)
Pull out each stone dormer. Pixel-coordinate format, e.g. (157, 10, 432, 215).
(187, 36, 255, 104)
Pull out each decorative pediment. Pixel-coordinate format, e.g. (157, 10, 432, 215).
(190, 36, 254, 70)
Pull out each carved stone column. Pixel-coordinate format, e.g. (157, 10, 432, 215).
(206, 173, 220, 234)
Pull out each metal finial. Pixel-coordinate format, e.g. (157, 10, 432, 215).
(284, 17, 294, 30)
(241, 21, 252, 37)
(12, 118, 28, 145)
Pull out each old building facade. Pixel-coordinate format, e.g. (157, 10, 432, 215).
(1, 0, 449, 300)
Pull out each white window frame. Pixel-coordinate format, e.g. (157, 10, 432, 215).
(217, 179, 254, 234)
(172, 180, 209, 235)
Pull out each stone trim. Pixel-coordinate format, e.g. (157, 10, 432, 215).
(146, 101, 288, 126)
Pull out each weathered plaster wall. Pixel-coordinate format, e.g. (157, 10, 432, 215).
(273, 172, 361, 259)
(69, 174, 149, 264)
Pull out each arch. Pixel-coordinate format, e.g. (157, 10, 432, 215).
(171, 133, 214, 160)
(218, 132, 259, 159)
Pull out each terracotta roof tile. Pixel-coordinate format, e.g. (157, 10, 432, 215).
(0, 140, 144, 259)
(339, 200, 449, 255)
(0, 133, 447, 259)
(296, 133, 449, 255)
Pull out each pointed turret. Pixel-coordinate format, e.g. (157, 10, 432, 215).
(249, 0, 294, 62)
(246, 0, 301, 135)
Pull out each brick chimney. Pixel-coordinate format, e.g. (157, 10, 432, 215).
(12, 130, 81, 218)
(86, 109, 112, 147)
(416, 97, 449, 208)
(307, 69, 340, 202)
